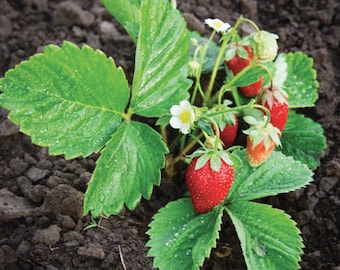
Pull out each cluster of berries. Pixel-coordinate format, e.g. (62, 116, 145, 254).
(225, 43, 289, 167)
(184, 38, 289, 214)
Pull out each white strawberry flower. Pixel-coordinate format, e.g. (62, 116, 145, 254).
(170, 100, 195, 134)
(205, 18, 231, 33)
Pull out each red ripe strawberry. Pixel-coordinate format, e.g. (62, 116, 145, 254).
(257, 87, 289, 132)
(225, 45, 263, 97)
(239, 77, 263, 98)
(226, 45, 253, 74)
(246, 136, 275, 167)
(210, 102, 239, 149)
(219, 116, 238, 149)
(186, 156, 234, 214)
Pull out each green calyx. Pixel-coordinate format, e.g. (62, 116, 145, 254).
(257, 86, 288, 109)
(189, 148, 234, 172)
(243, 114, 281, 150)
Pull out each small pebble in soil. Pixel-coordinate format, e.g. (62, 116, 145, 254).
(33, 224, 61, 245)
(53, 1, 95, 28)
(77, 243, 105, 259)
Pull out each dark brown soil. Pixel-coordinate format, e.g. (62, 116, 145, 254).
(0, 0, 339, 269)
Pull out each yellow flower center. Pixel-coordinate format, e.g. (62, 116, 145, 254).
(179, 110, 191, 124)
(213, 21, 223, 29)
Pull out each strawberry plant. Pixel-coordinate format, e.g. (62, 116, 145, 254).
(0, 0, 326, 269)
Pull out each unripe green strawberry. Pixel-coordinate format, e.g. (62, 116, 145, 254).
(186, 156, 234, 214)
(252, 30, 279, 61)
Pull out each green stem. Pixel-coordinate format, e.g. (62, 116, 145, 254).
(217, 85, 227, 106)
(160, 126, 168, 145)
(205, 101, 270, 122)
(168, 133, 183, 152)
(205, 104, 247, 118)
(204, 37, 229, 104)
(203, 15, 259, 106)
(211, 120, 221, 151)
(211, 61, 274, 106)
(122, 107, 134, 122)
(252, 104, 271, 127)
(191, 31, 216, 104)
(173, 133, 204, 163)
(259, 63, 275, 87)
(237, 17, 261, 32)
(231, 86, 241, 107)
(171, 0, 177, 9)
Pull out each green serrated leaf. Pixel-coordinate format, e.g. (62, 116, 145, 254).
(232, 64, 267, 87)
(130, 0, 192, 117)
(147, 198, 223, 270)
(227, 149, 313, 202)
(100, 0, 141, 42)
(282, 52, 319, 108)
(280, 110, 326, 170)
(190, 31, 223, 74)
(0, 41, 130, 159)
(226, 201, 304, 270)
(83, 121, 168, 217)
(262, 60, 276, 87)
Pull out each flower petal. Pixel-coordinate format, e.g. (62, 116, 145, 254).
(179, 100, 191, 109)
(169, 117, 183, 129)
(180, 124, 190, 134)
(170, 105, 183, 116)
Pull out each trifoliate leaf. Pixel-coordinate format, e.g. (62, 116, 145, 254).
(0, 41, 130, 159)
(280, 110, 326, 170)
(282, 52, 319, 108)
(226, 201, 304, 270)
(130, 0, 192, 117)
(83, 121, 168, 217)
(147, 198, 223, 270)
(100, 0, 141, 42)
(227, 149, 313, 203)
